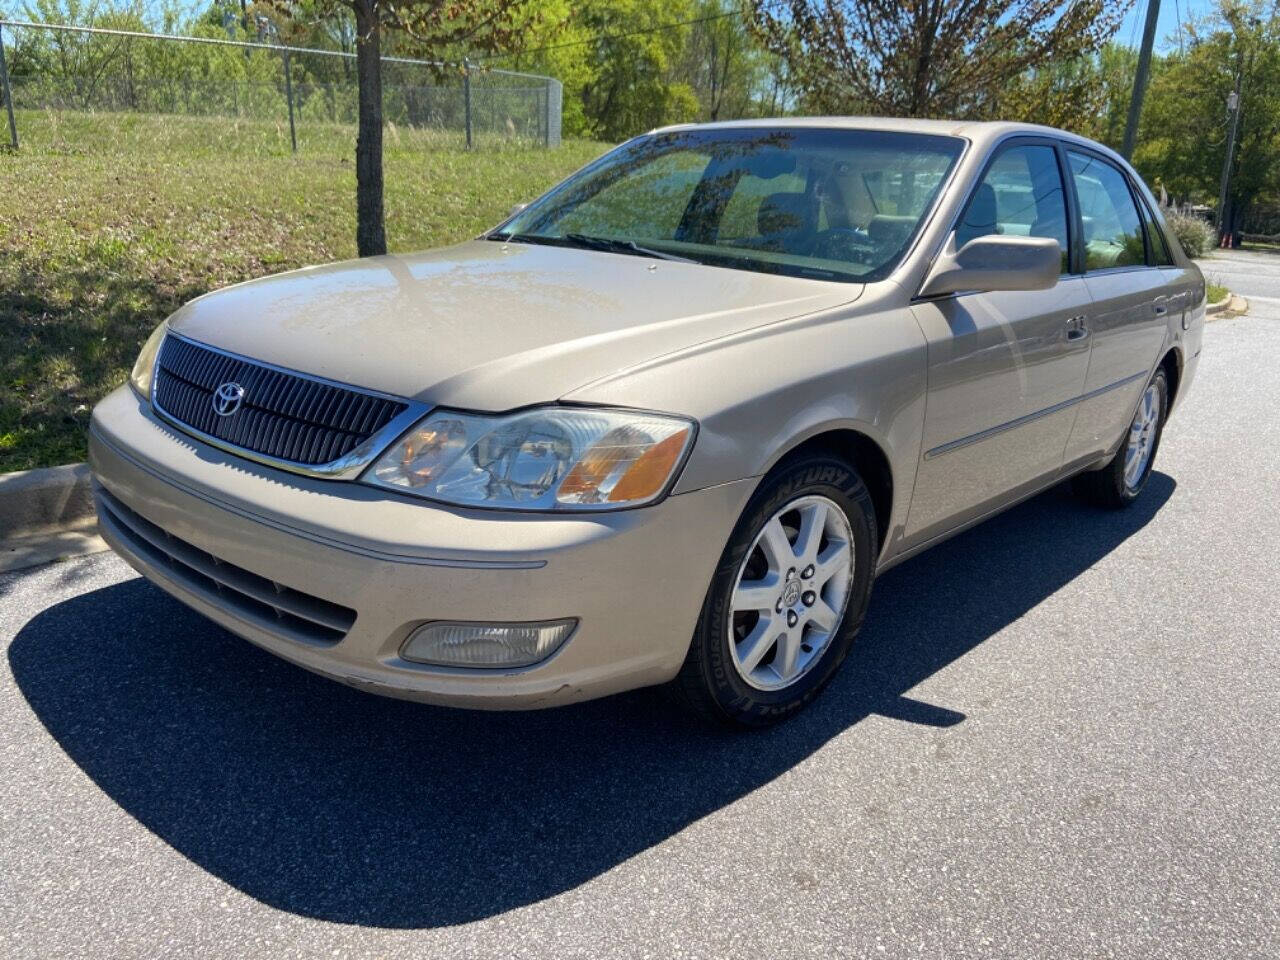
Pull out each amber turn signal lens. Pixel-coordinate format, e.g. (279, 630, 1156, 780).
(608, 429, 690, 501)
(557, 424, 691, 506)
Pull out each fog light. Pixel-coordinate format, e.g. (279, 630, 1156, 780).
(401, 619, 577, 668)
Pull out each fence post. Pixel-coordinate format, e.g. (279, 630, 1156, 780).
(282, 47, 297, 153)
(463, 59, 472, 149)
(0, 24, 18, 150)
(546, 78, 561, 149)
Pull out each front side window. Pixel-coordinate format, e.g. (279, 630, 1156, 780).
(956, 143, 1070, 272)
(1068, 151, 1146, 270)
(495, 128, 965, 283)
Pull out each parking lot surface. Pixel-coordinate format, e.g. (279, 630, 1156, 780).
(1203, 246, 1280, 318)
(2, 310, 1277, 959)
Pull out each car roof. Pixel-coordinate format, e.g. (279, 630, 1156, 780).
(647, 116, 1126, 167)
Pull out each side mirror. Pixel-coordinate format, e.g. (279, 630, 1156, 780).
(919, 234, 1060, 297)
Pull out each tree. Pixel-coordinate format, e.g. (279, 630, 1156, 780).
(674, 0, 796, 121)
(268, 0, 530, 256)
(748, 0, 1131, 119)
(1135, 1, 1280, 232)
(502, 0, 710, 140)
(574, 0, 700, 140)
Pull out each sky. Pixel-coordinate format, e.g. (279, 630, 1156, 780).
(1116, 0, 1218, 53)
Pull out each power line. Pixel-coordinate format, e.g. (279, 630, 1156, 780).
(473, 8, 745, 62)
(1127, 0, 1143, 50)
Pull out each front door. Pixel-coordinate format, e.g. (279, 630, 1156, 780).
(905, 140, 1092, 545)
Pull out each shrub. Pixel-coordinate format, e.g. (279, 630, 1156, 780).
(1162, 209, 1215, 258)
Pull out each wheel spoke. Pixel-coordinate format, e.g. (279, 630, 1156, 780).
(792, 502, 826, 564)
(807, 599, 840, 634)
(733, 575, 779, 613)
(736, 617, 779, 673)
(812, 541, 851, 588)
(773, 629, 799, 680)
(757, 516, 796, 572)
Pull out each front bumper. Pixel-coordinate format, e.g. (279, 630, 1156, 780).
(89, 386, 754, 709)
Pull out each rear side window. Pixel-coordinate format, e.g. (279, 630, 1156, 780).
(1068, 151, 1146, 270)
(956, 144, 1069, 272)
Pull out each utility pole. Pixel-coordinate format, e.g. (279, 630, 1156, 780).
(1215, 15, 1260, 246)
(1216, 65, 1243, 245)
(1122, 0, 1161, 160)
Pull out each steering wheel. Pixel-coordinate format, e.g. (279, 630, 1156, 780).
(812, 228, 872, 265)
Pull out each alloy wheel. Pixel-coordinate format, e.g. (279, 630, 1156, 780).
(727, 495, 855, 691)
(1124, 382, 1161, 490)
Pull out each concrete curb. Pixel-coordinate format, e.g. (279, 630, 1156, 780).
(0, 463, 107, 573)
(1206, 294, 1247, 317)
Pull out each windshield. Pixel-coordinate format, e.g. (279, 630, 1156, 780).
(493, 127, 965, 283)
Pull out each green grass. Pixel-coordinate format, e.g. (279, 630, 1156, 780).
(1206, 282, 1229, 305)
(0, 109, 608, 472)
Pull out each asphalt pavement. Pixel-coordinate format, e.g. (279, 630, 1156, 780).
(1202, 246, 1280, 318)
(2, 308, 1278, 959)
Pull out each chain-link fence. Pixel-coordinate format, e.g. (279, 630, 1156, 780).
(0, 20, 562, 151)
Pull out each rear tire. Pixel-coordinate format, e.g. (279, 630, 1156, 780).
(1073, 367, 1168, 508)
(674, 454, 876, 728)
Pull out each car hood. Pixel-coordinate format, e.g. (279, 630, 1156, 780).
(166, 240, 861, 410)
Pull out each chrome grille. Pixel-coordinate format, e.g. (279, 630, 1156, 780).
(96, 488, 356, 646)
(152, 335, 408, 467)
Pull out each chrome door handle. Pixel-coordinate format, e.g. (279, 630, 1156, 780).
(1065, 316, 1089, 341)
(1153, 297, 1169, 316)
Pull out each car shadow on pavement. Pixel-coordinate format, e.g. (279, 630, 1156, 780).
(9, 473, 1175, 929)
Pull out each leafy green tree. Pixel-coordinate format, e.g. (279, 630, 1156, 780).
(492, 0, 598, 137)
(989, 53, 1112, 134)
(574, 0, 699, 140)
(748, 0, 1131, 119)
(1135, 1, 1280, 229)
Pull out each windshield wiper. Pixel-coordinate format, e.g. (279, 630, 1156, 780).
(562, 233, 698, 263)
(490, 230, 698, 264)
(488, 231, 547, 244)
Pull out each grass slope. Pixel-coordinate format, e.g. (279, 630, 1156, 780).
(0, 110, 607, 472)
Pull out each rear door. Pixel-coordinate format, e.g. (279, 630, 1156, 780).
(1061, 149, 1173, 465)
(905, 138, 1092, 544)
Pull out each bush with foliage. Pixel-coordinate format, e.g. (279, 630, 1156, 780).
(1162, 210, 1215, 258)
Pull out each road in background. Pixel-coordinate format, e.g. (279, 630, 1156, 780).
(2, 311, 1277, 959)
(1202, 246, 1280, 319)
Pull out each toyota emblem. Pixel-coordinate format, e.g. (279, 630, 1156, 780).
(212, 382, 246, 417)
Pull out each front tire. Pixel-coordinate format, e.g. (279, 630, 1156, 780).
(1073, 367, 1168, 508)
(675, 454, 876, 727)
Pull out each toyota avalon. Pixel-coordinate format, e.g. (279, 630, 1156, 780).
(89, 118, 1204, 726)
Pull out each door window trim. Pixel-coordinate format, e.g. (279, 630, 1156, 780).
(1134, 191, 1176, 267)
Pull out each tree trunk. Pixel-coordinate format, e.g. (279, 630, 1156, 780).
(354, 0, 387, 257)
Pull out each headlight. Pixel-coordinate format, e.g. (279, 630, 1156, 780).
(129, 322, 167, 400)
(363, 407, 695, 510)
